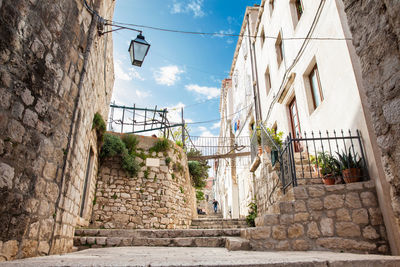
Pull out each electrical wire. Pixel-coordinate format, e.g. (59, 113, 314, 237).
(108, 20, 352, 41)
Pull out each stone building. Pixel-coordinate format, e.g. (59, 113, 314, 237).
(0, 0, 115, 260)
(215, 0, 400, 255)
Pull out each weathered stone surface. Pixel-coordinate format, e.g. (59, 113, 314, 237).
(336, 208, 351, 222)
(2, 240, 18, 259)
(368, 208, 383, 225)
(320, 218, 334, 237)
(294, 212, 309, 222)
(308, 185, 325, 197)
(307, 198, 323, 210)
(272, 225, 287, 240)
(363, 226, 380, 240)
(316, 237, 377, 252)
(360, 191, 378, 207)
(344, 192, 362, 209)
(336, 222, 361, 238)
(250, 227, 271, 240)
(307, 222, 321, 239)
(291, 239, 309, 251)
(287, 224, 304, 239)
(324, 194, 344, 209)
(352, 209, 369, 224)
(294, 200, 307, 212)
(0, 162, 14, 189)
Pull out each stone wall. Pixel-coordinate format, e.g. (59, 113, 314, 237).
(340, 0, 400, 254)
(91, 135, 197, 229)
(0, 0, 115, 260)
(244, 181, 389, 254)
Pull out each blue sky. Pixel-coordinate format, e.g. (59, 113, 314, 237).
(111, 0, 258, 137)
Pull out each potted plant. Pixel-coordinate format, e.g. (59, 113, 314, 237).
(319, 152, 341, 185)
(336, 149, 363, 183)
(264, 127, 283, 166)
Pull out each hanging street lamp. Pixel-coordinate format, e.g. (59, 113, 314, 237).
(129, 33, 151, 67)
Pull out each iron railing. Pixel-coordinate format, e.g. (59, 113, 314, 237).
(279, 130, 369, 193)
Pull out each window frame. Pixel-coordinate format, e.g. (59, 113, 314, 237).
(275, 32, 284, 67)
(265, 67, 271, 96)
(308, 63, 324, 110)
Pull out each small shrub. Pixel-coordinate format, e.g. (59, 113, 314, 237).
(165, 157, 171, 166)
(122, 134, 139, 154)
(112, 193, 117, 200)
(92, 112, 106, 141)
(171, 173, 175, 180)
(175, 140, 183, 148)
(144, 169, 149, 179)
(150, 138, 170, 153)
(246, 202, 257, 227)
(196, 190, 205, 201)
(179, 186, 184, 194)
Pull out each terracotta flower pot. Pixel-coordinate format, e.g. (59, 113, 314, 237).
(257, 146, 262, 156)
(342, 168, 362, 183)
(322, 174, 336, 185)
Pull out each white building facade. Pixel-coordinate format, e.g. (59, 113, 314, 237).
(215, 0, 382, 219)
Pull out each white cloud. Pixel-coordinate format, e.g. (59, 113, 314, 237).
(185, 84, 220, 99)
(135, 89, 151, 99)
(154, 65, 184, 86)
(170, 0, 205, 17)
(213, 29, 234, 38)
(211, 122, 220, 129)
(114, 59, 144, 81)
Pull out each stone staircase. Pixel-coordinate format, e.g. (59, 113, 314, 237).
(238, 181, 389, 254)
(74, 215, 250, 251)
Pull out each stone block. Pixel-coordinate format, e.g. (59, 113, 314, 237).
(336, 208, 351, 221)
(294, 212, 309, 222)
(345, 182, 363, 190)
(294, 200, 307, 212)
(368, 208, 383, 225)
(95, 237, 107, 245)
(336, 222, 361, 237)
(174, 238, 193, 247)
(320, 218, 334, 236)
(38, 241, 50, 255)
(86, 237, 96, 245)
(279, 214, 293, 225)
(307, 222, 321, 239)
(275, 240, 290, 250)
(279, 202, 294, 213)
(344, 192, 362, 209)
(324, 194, 344, 209)
(288, 224, 304, 239)
(0, 162, 14, 189)
(325, 184, 345, 192)
(21, 240, 38, 258)
(250, 226, 271, 240)
(308, 185, 325, 197)
(352, 208, 369, 224)
(106, 237, 123, 246)
(360, 191, 378, 207)
(293, 187, 308, 199)
(363, 226, 380, 239)
(291, 239, 310, 251)
(272, 225, 286, 240)
(316, 237, 376, 252)
(2, 240, 18, 259)
(307, 198, 323, 210)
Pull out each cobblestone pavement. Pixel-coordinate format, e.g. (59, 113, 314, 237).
(2, 247, 400, 266)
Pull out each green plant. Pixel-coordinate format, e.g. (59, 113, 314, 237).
(112, 193, 117, 199)
(121, 134, 139, 154)
(187, 149, 210, 189)
(92, 112, 106, 143)
(100, 133, 139, 177)
(336, 148, 362, 170)
(171, 173, 175, 179)
(144, 169, 149, 179)
(150, 138, 170, 153)
(175, 140, 183, 148)
(265, 127, 284, 149)
(196, 190, 205, 201)
(246, 201, 257, 227)
(179, 186, 184, 194)
(165, 157, 171, 166)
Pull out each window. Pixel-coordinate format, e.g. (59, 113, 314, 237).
(269, 0, 275, 15)
(309, 64, 324, 109)
(275, 32, 284, 67)
(265, 67, 271, 95)
(295, 0, 303, 20)
(290, 0, 304, 28)
(260, 28, 265, 47)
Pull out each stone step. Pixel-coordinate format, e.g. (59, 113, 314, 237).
(74, 235, 232, 250)
(75, 228, 241, 238)
(225, 237, 251, 251)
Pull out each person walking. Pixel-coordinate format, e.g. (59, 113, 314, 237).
(212, 199, 219, 213)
